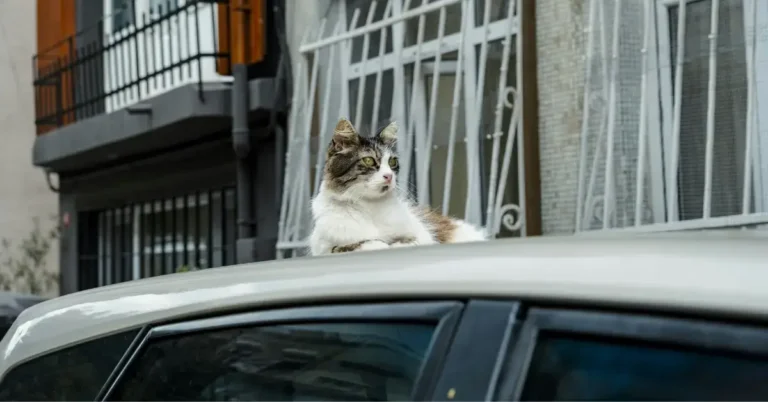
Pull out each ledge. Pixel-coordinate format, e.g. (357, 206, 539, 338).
(33, 78, 281, 173)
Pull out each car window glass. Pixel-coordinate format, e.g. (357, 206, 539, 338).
(0, 328, 140, 401)
(110, 322, 438, 401)
(519, 332, 768, 400)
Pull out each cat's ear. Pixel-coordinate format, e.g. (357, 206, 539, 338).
(377, 121, 398, 146)
(331, 118, 359, 151)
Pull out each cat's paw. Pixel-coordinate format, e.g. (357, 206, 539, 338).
(358, 239, 391, 251)
(388, 236, 419, 248)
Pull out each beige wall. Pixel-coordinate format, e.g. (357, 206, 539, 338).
(0, 0, 59, 296)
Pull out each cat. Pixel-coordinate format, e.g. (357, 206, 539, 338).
(308, 117, 487, 256)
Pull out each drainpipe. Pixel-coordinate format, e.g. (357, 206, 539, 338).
(232, 63, 254, 241)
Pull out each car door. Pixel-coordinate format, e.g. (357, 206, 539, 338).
(492, 307, 768, 401)
(98, 300, 517, 401)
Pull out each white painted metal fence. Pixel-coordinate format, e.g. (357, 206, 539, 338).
(577, 0, 768, 232)
(277, 0, 524, 257)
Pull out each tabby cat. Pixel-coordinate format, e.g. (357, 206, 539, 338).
(308, 118, 486, 256)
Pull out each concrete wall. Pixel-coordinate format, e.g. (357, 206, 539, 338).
(0, 0, 59, 296)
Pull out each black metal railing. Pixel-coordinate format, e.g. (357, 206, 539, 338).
(77, 187, 237, 291)
(33, 0, 231, 135)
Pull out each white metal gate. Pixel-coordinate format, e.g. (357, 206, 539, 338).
(277, 0, 524, 257)
(577, 0, 768, 233)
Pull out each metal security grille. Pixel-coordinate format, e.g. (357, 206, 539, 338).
(576, 0, 768, 232)
(277, 0, 524, 257)
(77, 187, 236, 290)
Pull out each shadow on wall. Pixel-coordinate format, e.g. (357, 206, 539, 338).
(0, 216, 60, 296)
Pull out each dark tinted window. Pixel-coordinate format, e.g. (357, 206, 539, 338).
(520, 332, 768, 400)
(111, 322, 437, 401)
(0, 329, 139, 401)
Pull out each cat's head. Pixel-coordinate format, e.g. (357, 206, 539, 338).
(323, 117, 400, 201)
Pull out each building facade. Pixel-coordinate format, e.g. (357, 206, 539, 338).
(276, 0, 768, 259)
(29, 0, 768, 294)
(0, 0, 59, 296)
(33, 0, 288, 294)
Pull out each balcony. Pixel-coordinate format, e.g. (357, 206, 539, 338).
(33, 0, 232, 135)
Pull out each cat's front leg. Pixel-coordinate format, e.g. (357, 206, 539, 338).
(331, 239, 390, 253)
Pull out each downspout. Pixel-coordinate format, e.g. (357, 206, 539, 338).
(232, 63, 254, 240)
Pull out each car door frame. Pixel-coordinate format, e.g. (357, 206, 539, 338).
(494, 307, 768, 401)
(97, 299, 520, 401)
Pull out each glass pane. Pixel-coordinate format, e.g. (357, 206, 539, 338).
(112, 0, 135, 32)
(111, 322, 437, 401)
(520, 332, 768, 400)
(0, 329, 139, 401)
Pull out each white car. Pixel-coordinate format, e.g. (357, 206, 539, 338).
(1, 232, 767, 401)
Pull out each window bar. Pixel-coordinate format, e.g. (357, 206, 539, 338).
(143, 12, 152, 94)
(312, 19, 343, 197)
(159, 199, 167, 275)
(370, 0, 393, 131)
(156, 4, 167, 88)
(667, 0, 687, 222)
(87, 42, 99, 117)
(121, 28, 131, 104)
(98, 211, 105, 287)
(194, 0, 203, 99)
(149, 12, 159, 91)
(183, 3, 192, 78)
(514, 0, 526, 236)
(701, 0, 720, 219)
(171, 196, 177, 272)
(634, 0, 652, 227)
(111, 208, 119, 285)
(140, 203, 147, 278)
(404, 0, 427, 190)
(580, 0, 605, 232)
(485, 0, 516, 236)
(183, 195, 189, 266)
(115, 31, 126, 106)
(582, 0, 612, 229)
(601, 0, 622, 229)
(151, 200, 158, 277)
(742, 0, 758, 215)
(207, 190, 214, 268)
(277, 61, 306, 256)
(442, 0, 468, 215)
(175, 0, 183, 83)
(196, 191, 202, 267)
(418, 5, 447, 205)
(220, 188, 227, 265)
(132, 17, 142, 101)
(128, 205, 133, 281)
(354, 3, 378, 129)
(464, 0, 493, 224)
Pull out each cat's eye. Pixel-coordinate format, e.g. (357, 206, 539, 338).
(361, 157, 375, 167)
(388, 157, 399, 168)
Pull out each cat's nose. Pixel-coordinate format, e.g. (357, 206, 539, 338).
(382, 173, 393, 182)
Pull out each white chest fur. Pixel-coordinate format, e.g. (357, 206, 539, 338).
(309, 191, 433, 255)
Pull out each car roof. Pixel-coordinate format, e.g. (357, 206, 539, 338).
(0, 292, 46, 318)
(2, 231, 768, 371)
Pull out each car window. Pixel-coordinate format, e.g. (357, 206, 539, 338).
(0, 328, 140, 401)
(519, 332, 768, 400)
(109, 322, 438, 401)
